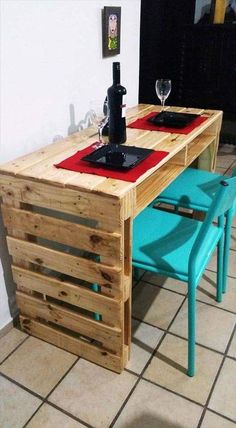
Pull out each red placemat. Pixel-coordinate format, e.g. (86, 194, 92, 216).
(128, 112, 208, 134)
(55, 143, 169, 183)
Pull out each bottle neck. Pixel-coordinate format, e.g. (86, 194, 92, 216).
(113, 63, 120, 85)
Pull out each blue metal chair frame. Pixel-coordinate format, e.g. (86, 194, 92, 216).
(132, 177, 236, 377)
(151, 167, 236, 293)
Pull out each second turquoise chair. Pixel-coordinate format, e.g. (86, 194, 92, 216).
(151, 167, 236, 293)
(133, 176, 236, 377)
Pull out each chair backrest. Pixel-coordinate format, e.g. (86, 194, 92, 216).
(189, 174, 236, 277)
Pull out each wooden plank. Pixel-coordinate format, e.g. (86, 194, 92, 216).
(2, 205, 121, 263)
(18, 138, 106, 189)
(123, 217, 132, 361)
(0, 127, 96, 176)
(7, 237, 122, 291)
(187, 135, 216, 168)
(13, 266, 122, 326)
(168, 146, 187, 166)
(0, 175, 121, 229)
(16, 291, 122, 353)
(1, 198, 38, 296)
(19, 316, 123, 373)
(135, 163, 184, 216)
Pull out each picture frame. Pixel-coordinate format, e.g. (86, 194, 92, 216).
(102, 6, 121, 57)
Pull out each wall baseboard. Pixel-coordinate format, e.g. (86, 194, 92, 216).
(0, 320, 13, 339)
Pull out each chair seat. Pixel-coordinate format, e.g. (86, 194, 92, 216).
(158, 168, 223, 210)
(133, 207, 222, 282)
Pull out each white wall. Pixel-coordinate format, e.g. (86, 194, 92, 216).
(0, 0, 141, 330)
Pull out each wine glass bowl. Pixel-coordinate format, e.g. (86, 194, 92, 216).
(155, 79, 171, 111)
(89, 101, 108, 146)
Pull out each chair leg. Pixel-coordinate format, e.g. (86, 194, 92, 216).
(222, 209, 234, 294)
(216, 238, 224, 303)
(91, 283, 101, 321)
(187, 283, 196, 377)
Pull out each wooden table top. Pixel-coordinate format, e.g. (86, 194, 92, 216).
(0, 104, 222, 199)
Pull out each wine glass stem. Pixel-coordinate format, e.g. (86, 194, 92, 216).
(161, 97, 165, 112)
(98, 126, 102, 142)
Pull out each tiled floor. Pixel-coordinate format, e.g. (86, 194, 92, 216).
(0, 144, 236, 428)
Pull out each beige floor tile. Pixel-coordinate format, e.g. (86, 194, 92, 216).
(0, 321, 13, 339)
(133, 282, 185, 329)
(216, 151, 236, 169)
(0, 336, 77, 397)
(49, 359, 137, 428)
(218, 144, 236, 155)
(170, 300, 236, 352)
(144, 334, 223, 405)
(207, 249, 236, 278)
(201, 410, 236, 428)
(126, 319, 163, 374)
(215, 166, 228, 175)
(114, 379, 203, 428)
(0, 375, 41, 428)
(228, 329, 236, 358)
(0, 327, 28, 364)
(27, 403, 84, 427)
(197, 271, 236, 313)
(209, 358, 236, 421)
(142, 272, 187, 295)
(230, 228, 236, 251)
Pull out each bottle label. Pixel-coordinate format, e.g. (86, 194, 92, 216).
(121, 96, 126, 118)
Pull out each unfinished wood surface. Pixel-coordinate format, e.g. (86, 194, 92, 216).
(0, 104, 223, 373)
(187, 135, 216, 168)
(19, 316, 123, 372)
(2, 205, 121, 264)
(0, 105, 222, 199)
(0, 127, 97, 177)
(13, 266, 121, 326)
(0, 175, 122, 230)
(16, 291, 122, 353)
(7, 237, 122, 291)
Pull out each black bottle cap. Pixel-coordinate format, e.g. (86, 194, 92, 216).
(113, 62, 120, 70)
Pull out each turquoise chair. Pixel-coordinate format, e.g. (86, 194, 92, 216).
(132, 176, 236, 376)
(151, 167, 236, 293)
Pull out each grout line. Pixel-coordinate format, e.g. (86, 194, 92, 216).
(197, 324, 236, 428)
(138, 274, 236, 316)
(109, 295, 189, 427)
(205, 408, 236, 425)
(0, 333, 30, 366)
(44, 401, 93, 427)
(137, 277, 187, 297)
(0, 372, 44, 400)
(141, 376, 205, 408)
(23, 356, 81, 428)
(131, 314, 235, 360)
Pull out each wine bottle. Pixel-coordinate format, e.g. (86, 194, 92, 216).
(107, 62, 127, 144)
(102, 96, 109, 137)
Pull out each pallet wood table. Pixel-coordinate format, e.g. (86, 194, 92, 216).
(0, 104, 222, 372)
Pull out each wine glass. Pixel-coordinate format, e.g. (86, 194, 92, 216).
(155, 79, 171, 111)
(89, 101, 108, 147)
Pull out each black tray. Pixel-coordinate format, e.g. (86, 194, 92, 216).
(81, 144, 154, 170)
(148, 111, 199, 128)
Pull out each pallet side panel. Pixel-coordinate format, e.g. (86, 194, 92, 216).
(16, 291, 122, 353)
(2, 205, 121, 265)
(13, 266, 122, 326)
(19, 316, 123, 373)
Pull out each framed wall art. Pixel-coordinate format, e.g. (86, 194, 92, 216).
(102, 6, 121, 57)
